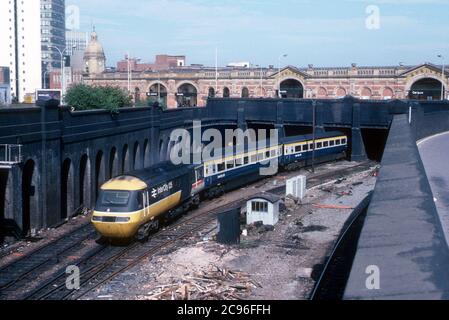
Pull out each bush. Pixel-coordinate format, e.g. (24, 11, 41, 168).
(65, 84, 132, 113)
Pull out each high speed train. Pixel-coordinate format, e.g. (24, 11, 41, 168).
(92, 131, 348, 240)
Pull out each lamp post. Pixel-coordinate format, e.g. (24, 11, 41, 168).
(437, 55, 445, 100)
(278, 54, 288, 98)
(43, 70, 51, 89)
(255, 64, 264, 97)
(49, 45, 76, 101)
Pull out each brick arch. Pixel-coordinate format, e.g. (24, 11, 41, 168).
(22, 159, 40, 235)
(133, 141, 143, 170)
(278, 76, 305, 89)
(94, 150, 106, 199)
(176, 81, 199, 93)
(148, 81, 169, 93)
(109, 146, 119, 178)
(336, 87, 347, 98)
(361, 87, 372, 99)
(382, 87, 394, 100)
(405, 74, 445, 93)
(279, 78, 305, 99)
(79, 153, 91, 208)
(317, 87, 328, 98)
(61, 158, 75, 220)
(121, 144, 130, 174)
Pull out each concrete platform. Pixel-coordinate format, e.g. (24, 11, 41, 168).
(344, 115, 449, 300)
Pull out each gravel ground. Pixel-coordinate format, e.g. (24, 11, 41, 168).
(81, 164, 377, 300)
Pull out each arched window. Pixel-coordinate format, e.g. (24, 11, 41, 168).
(223, 87, 230, 98)
(242, 87, 249, 98)
(361, 87, 372, 100)
(336, 87, 347, 98)
(208, 87, 215, 98)
(409, 78, 444, 101)
(177, 83, 198, 108)
(279, 79, 304, 98)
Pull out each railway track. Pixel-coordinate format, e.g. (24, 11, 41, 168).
(0, 222, 96, 299)
(1, 160, 377, 300)
(22, 201, 236, 300)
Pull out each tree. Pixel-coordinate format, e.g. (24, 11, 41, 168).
(65, 84, 132, 113)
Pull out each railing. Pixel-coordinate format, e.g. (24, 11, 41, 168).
(0, 144, 23, 168)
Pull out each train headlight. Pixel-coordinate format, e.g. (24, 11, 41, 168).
(115, 217, 131, 223)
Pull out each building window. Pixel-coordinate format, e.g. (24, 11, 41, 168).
(223, 87, 230, 98)
(252, 201, 268, 213)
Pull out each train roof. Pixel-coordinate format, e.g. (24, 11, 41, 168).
(281, 131, 346, 145)
(101, 176, 148, 191)
(125, 162, 194, 186)
(203, 138, 277, 163)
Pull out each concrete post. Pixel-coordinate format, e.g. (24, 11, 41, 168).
(237, 101, 247, 131)
(351, 102, 368, 161)
(149, 103, 162, 166)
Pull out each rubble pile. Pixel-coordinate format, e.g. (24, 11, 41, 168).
(144, 265, 261, 300)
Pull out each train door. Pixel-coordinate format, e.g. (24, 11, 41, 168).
(192, 165, 205, 194)
(142, 190, 150, 218)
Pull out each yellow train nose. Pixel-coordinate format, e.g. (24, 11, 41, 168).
(92, 212, 141, 239)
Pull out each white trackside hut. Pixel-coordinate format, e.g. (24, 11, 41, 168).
(246, 193, 281, 226)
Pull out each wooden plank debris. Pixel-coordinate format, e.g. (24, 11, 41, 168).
(144, 264, 261, 300)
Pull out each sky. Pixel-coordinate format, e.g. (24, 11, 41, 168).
(67, 0, 449, 68)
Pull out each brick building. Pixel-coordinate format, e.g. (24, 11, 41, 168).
(85, 62, 448, 109)
(116, 54, 186, 72)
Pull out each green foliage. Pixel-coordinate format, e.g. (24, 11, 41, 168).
(65, 84, 132, 113)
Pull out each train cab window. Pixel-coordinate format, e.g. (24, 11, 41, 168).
(244, 156, 249, 165)
(342, 138, 347, 144)
(217, 162, 225, 172)
(330, 140, 335, 147)
(100, 191, 130, 206)
(226, 160, 234, 170)
(137, 191, 144, 210)
(316, 142, 323, 149)
(303, 144, 309, 151)
(323, 141, 329, 148)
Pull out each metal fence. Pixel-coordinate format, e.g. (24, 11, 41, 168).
(0, 144, 23, 167)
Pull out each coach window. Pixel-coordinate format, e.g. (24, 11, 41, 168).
(295, 146, 301, 153)
(251, 154, 257, 163)
(317, 142, 323, 149)
(235, 158, 243, 167)
(342, 138, 347, 144)
(336, 139, 341, 145)
(217, 162, 225, 172)
(323, 141, 329, 147)
(271, 150, 276, 157)
(303, 144, 309, 151)
(265, 151, 270, 158)
(226, 160, 234, 169)
(244, 156, 249, 165)
(330, 140, 335, 147)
